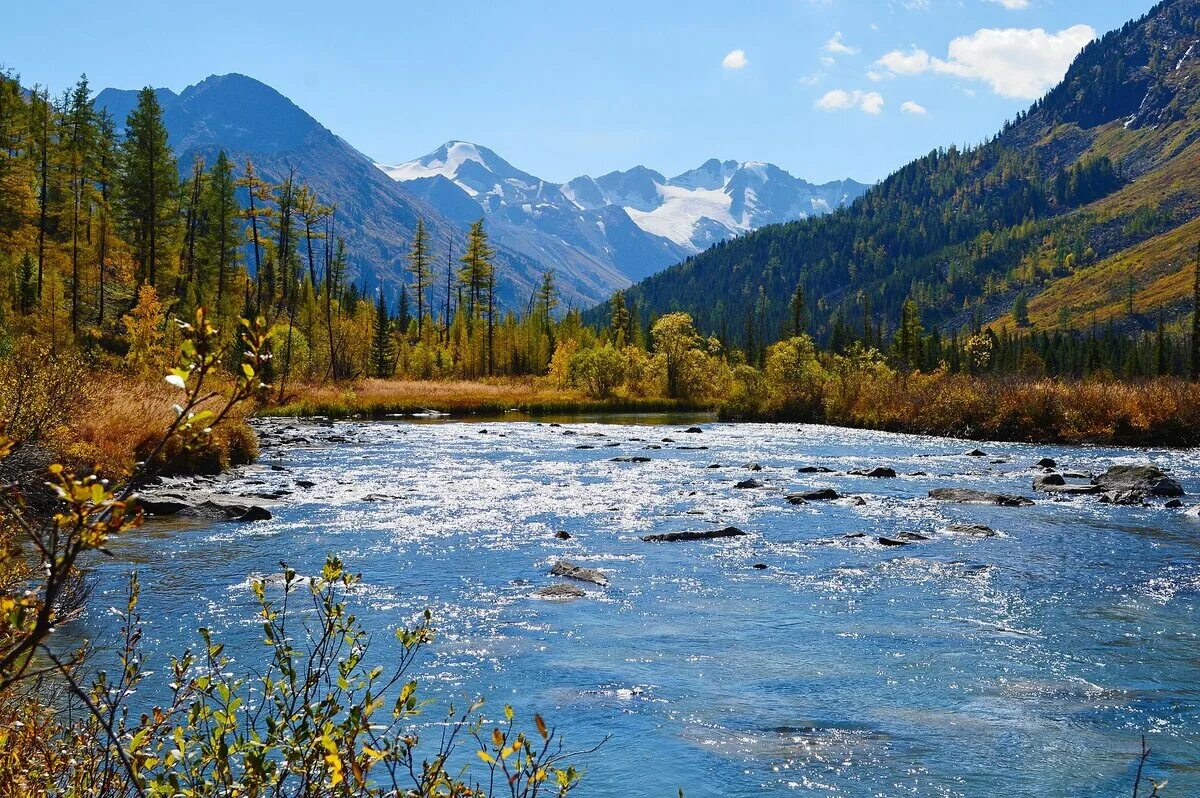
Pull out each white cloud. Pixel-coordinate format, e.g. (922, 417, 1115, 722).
(798, 72, 824, 85)
(821, 56, 836, 67)
(876, 47, 932, 75)
(900, 100, 927, 114)
(816, 89, 885, 114)
(825, 32, 860, 55)
(870, 24, 1094, 99)
(986, 0, 1030, 8)
(722, 49, 748, 69)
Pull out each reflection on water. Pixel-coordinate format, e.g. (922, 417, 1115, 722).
(77, 417, 1200, 797)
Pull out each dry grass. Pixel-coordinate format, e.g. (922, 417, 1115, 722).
(268, 378, 710, 418)
(56, 375, 257, 478)
(728, 372, 1200, 446)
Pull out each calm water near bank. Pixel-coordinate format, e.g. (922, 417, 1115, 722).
(79, 416, 1200, 797)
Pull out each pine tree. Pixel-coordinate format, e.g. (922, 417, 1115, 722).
(197, 151, 241, 320)
(236, 158, 273, 311)
(609, 290, 631, 346)
(117, 87, 177, 287)
(787, 283, 808, 338)
(64, 75, 94, 335)
(94, 109, 116, 325)
(397, 283, 411, 337)
(407, 217, 431, 338)
(1013, 290, 1030, 327)
(18, 252, 35, 314)
(370, 289, 394, 378)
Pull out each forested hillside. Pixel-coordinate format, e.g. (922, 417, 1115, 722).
(604, 0, 1200, 349)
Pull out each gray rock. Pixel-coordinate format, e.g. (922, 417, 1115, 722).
(642, 526, 748, 543)
(735, 479, 765, 489)
(947, 523, 997, 537)
(928, 488, 1033, 507)
(136, 496, 190, 516)
(554, 530, 572, 540)
(1093, 465, 1184, 497)
(1036, 458, 1057, 469)
(1165, 499, 1184, 509)
(1099, 490, 1147, 506)
(788, 488, 840, 501)
(550, 560, 608, 587)
(965, 449, 988, 457)
(797, 466, 835, 473)
(684, 427, 704, 433)
(745, 462, 763, 471)
(611, 456, 652, 463)
(849, 467, 897, 478)
(535, 584, 586, 599)
(751, 563, 769, 570)
(877, 536, 910, 547)
(1033, 473, 1066, 488)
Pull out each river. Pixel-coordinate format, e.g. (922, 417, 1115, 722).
(78, 416, 1200, 797)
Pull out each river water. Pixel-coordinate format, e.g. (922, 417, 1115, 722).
(79, 416, 1200, 797)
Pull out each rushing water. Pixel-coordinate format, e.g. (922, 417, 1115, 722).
(77, 416, 1200, 797)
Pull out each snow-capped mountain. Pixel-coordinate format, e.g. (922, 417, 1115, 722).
(378, 142, 867, 285)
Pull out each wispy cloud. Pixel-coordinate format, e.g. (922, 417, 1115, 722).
(900, 100, 927, 114)
(825, 32, 860, 56)
(816, 89, 885, 114)
(870, 24, 1094, 99)
(722, 49, 748, 69)
(985, 0, 1030, 9)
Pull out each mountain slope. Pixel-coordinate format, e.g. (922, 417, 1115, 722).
(378, 142, 866, 288)
(608, 0, 1200, 345)
(94, 75, 591, 308)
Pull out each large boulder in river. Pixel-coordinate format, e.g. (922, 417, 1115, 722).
(535, 584, 586, 599)
(550, 560, 608, 587)
(642, 526, 747, 543)
(1093, 465, 1184, 497)
(929, 488, 1033, 507)
(788, 488, 840, 501)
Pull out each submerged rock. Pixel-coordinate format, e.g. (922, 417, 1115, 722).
(965, 449, 988, 457)
(1093, 465, 1184, 497)
(551, 560, 609, 587)
(684, 426, 704, 433)
(946, 523, 997, 537)
(554, 530, 572, 540)
(877, 536, 910, 547)
(735, 478, 765, 489)
(642, 526, 748, 543)
(928, 488, 1033, 507)
(745, 462, 763, 471)
(136, 496, 190, 516)
(751, 563, 769, 570)
(1036, 457, 1057, 469)
(611, 456, 652, 463)
(1166, 499, 1184, 508)
(797, 465, 835, 473)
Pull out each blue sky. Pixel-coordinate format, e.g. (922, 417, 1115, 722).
(2, 0, 1151, 184)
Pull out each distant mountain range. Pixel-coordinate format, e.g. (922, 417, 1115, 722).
(92, 75, 863, 311)
(608, 0, 1200, 343)
(379, 142, 866, 285)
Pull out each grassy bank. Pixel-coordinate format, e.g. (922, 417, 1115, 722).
(266, 378, 715, 419)
(722, 371, 1200, 447)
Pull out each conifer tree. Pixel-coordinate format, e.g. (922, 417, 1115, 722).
(94, 109, 116, 325)
(788, 283, 808, 338)
(609, 290, 631, 346)
(64, 75, 93, 335)
(370, 289, 394, 378)
(197, 151, 241, 319)
(117, 87, 177, 288)
(407, 217, 431, 338)
(1013, 290, 1030, 327)
(236, 158, 273, 311)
